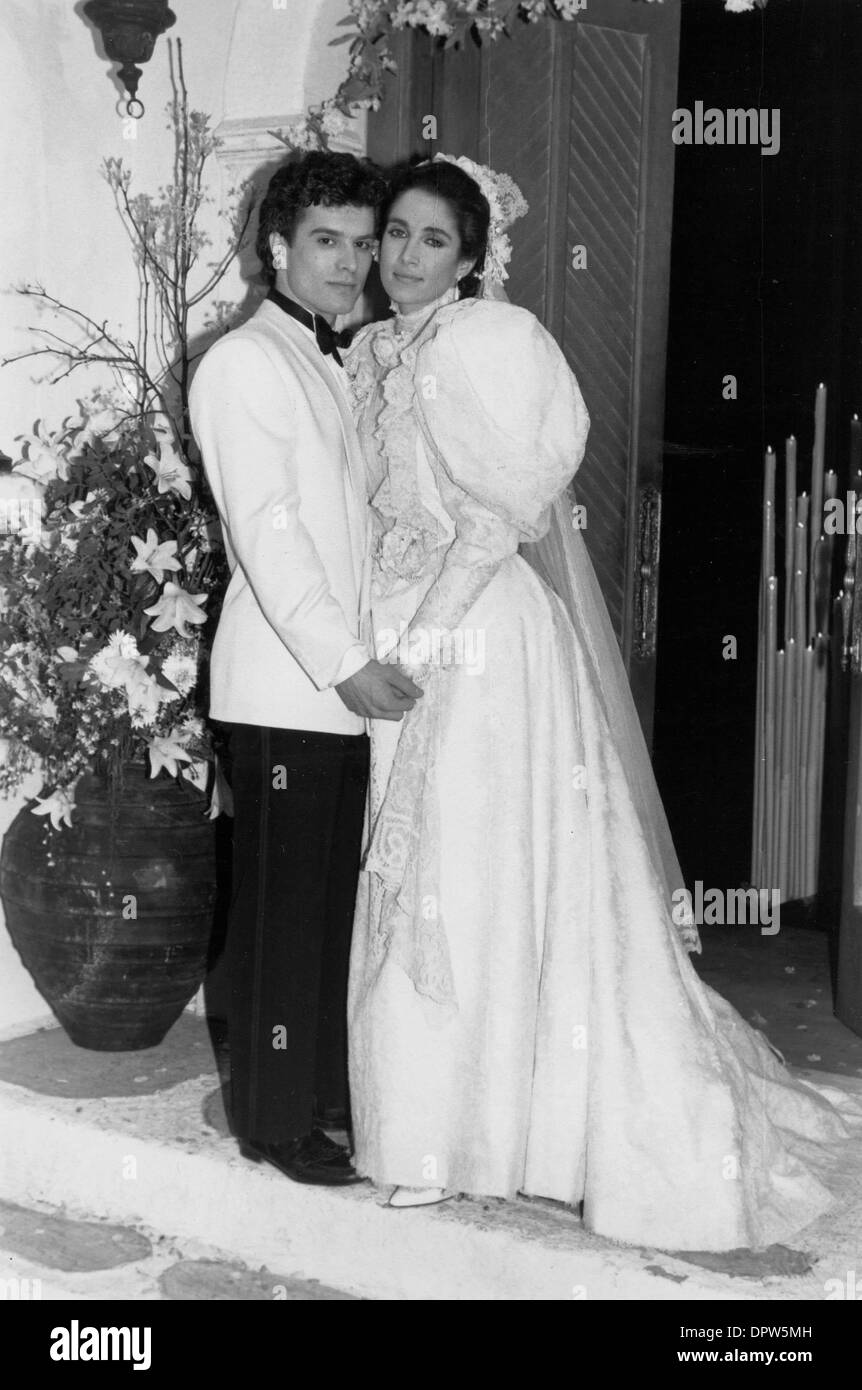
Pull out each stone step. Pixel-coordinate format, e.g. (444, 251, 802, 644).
(0, 1020, 858, 1300)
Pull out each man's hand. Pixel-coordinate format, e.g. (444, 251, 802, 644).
(335, 660, 424, 720)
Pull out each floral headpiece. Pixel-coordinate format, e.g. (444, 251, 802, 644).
(432, 153, 528, 286)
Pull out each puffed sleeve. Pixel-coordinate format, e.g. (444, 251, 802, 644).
(406, 300, 589, 640)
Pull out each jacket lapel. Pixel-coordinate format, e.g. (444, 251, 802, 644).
(253, 300, 371, 624)
(256, 300, 369, 512)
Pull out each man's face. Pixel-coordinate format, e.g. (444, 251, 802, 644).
(271, 202, 377, 323)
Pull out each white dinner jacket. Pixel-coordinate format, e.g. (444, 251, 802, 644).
(189, 298, 372, 733)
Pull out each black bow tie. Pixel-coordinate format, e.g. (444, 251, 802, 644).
(267, 288, 348, 366)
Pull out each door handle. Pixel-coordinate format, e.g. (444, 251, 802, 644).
(841, 492, 861, 673)
(634, 484, 661, 660)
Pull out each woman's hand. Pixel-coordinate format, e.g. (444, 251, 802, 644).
(335, 659, 424, 720)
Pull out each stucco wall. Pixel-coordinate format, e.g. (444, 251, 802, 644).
(0, 0, 360, 1032)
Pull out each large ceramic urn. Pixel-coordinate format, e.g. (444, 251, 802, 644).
(0, 762, 217, 1050)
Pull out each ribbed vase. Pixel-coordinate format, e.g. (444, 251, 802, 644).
(0, 762, 217, 1050)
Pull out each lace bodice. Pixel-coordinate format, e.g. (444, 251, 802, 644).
(346, 291, 459, 603)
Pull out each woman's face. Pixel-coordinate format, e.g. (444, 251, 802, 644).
(380, 188, 476, 312)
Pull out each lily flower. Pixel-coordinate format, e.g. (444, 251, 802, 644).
(31, 784, 77, 831)
(14, 435, 69, 485)
(130, 528, 182, 584)
(125, 666, 180, 727)
(207, 756, 234, 819)
(148, 732, 194, 779)
(144, 582, 207, 639)
(143, 446, 193, 501)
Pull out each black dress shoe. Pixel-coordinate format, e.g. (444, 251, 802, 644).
(239, 1129, 364, 1186)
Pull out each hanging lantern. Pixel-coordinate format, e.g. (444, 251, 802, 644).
(83, 0, 177, 119)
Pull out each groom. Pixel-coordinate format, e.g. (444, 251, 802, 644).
(190, 152, 421, 1185)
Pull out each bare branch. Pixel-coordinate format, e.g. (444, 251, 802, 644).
(188, 203, 254, 307)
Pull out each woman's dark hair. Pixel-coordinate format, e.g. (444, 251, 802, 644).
(382, 157, 490, 298)
(256, 150, 388, 284)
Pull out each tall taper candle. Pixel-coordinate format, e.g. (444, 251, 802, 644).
(809, 385, 827, 635)
(764, 577, 778, 887)
(785, 436, 797, 645)
(795, 500, 809, 649)
(763, 447, 776, 581)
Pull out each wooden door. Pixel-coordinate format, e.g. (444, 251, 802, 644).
(368, 1, 681, 742)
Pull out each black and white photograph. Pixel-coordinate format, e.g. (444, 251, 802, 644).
(1, 0, 862, 1337)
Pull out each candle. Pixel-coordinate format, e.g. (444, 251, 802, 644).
(812, 536, 832, 635)
(851, 414, 861, 485)
(809, 385, 827, 637)
(785, 436, 797, 647)
(812, 384, 827, 508)
(764, 576, 778, 886)
(778, 639, 796, 898)
(772, 648, 785, 891)
(809, 654, 828, 886)
(799, 644, 814, 896)
(796, 499, 809, 649)
(763, 447, 776, 582)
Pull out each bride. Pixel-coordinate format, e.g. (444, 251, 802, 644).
(344, 152, 860, 1250)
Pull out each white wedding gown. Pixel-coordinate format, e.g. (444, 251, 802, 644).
(344, 291, 862, 1252)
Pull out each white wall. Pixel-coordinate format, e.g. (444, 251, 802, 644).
(0, 0, 360, 1032)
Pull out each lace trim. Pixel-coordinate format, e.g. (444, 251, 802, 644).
(349, 304, 471, 1009)
(363, 668, 458, 1010)
(353, 305, 467, 600)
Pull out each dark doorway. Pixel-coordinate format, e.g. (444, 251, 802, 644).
(652, 0, 862, 895)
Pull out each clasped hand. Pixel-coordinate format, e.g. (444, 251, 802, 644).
(336, 659, 424, 721)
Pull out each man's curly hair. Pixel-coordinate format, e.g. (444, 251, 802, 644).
(256, 150, 388, 284)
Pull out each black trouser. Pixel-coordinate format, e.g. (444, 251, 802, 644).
(224, 724, 369, 1144)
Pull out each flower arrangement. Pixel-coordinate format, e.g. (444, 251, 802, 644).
(0, 404, 225, 827)
(0, 43, 251, 827)
(272, 0, 768, 154)
(306, 0, 769, 124)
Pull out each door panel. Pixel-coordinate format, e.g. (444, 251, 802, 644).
(367, 2, 681, 741)
(563, 24, 650, 642)
(477, 28, 559, 326)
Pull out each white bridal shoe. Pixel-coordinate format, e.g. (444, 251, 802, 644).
(387, 1185, 453, 1208)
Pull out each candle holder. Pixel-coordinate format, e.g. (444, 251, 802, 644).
(83, 0, 176, 119)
